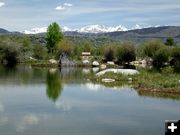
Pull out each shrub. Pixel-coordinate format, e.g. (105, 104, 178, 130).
(33, 44, 48, 60)
(143, 40, 163, 58)
(0, 41, 21, 65)
(171, 46, 180, 63)
(83, 41, 93, 52)
(165, 37, 175, 46)
(116, 42, 136, 64)
(152, 47, 169, 67)
(104, 46, 114, 62)
(56, 38, 74, 59)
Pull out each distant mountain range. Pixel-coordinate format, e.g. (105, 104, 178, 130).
(23, 24, 149, 34)
(1, 26, 180, 44)
(63, 26, 180, 44)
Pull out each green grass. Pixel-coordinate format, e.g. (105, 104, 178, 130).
(91, 69, 180, 90)
(135, 70, 180, 89)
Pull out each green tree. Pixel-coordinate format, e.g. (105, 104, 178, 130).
(46, 22, 63, 55)
(165, 37, 175, 46)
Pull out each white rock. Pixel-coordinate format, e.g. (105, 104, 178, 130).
(29, 57, 37, 61)
(100, 64, 107, 69)
(102, 78, 115, 83)
(92, 61, 100, 66)
(49, 59, 58, 64)
(141, 59, 147, 64)
(82, 60, 90, 64)
(96, 69, 139, 76)
(107, 61, 115, 65)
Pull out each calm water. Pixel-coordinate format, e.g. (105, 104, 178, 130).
(0, 66, 180, 135)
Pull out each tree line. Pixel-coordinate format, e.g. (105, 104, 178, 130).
(0, 22, 179, 68)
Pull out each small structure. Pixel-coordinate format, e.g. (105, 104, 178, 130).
(81, 52, 92, 61)
(81, 52, 93, 66)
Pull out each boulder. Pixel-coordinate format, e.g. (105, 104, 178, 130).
(100, 64, 107, 69)
(82, 60, 90, 65)
(29, 57, 37, 61)
(102, 78, 115, 83)
(49, 59, 58, 64)
(107, 61, 115, 65)
(96, 69, 139, 76)
(92, 61, 100, 67)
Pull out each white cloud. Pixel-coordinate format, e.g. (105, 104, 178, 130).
(64, 3, 73, 7)
(0, 2, 5, 7)
(55, 3, 73, 11)
(55, 6, 65, 10)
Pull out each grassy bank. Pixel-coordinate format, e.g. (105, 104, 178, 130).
(90, 68, 180, 93)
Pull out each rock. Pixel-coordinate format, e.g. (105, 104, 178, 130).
(102, 78, 115, 83)
(141, 59, 147, 64)
(92, 61, 100, 67)
(100, 64, 107, 69)
(107, 61, 115, 65)
(29, 57, 37, 61)
(49, 59, 58, 64)
(59, 53, 76, 66)
(83, 60, 90, 65)
(96, 69, 139, 76)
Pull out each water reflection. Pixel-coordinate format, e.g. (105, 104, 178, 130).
(46, 69, 63, 102)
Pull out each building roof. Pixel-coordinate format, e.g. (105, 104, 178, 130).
(82, 52, 91, 56)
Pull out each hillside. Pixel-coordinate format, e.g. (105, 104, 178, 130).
(0, 26, 180, 45)
(64, 26, 180, 44)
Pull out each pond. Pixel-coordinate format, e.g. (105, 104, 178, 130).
(0, 65, 180, 135)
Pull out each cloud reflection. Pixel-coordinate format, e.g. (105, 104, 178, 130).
(0, 116, 8, 126)
(55, 100, 71, 111)
(16, 114, 39, 133)
(85, 83, 103, 92)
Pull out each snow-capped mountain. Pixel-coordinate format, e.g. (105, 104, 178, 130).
(23, 27, 47, 34)
(77, 25, 128, 33)
(23, 24, 151, 34)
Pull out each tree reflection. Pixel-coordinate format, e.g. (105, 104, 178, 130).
(46, 69, 63, 102)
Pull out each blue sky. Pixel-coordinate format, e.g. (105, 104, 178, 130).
(0, 0, 180, 31)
